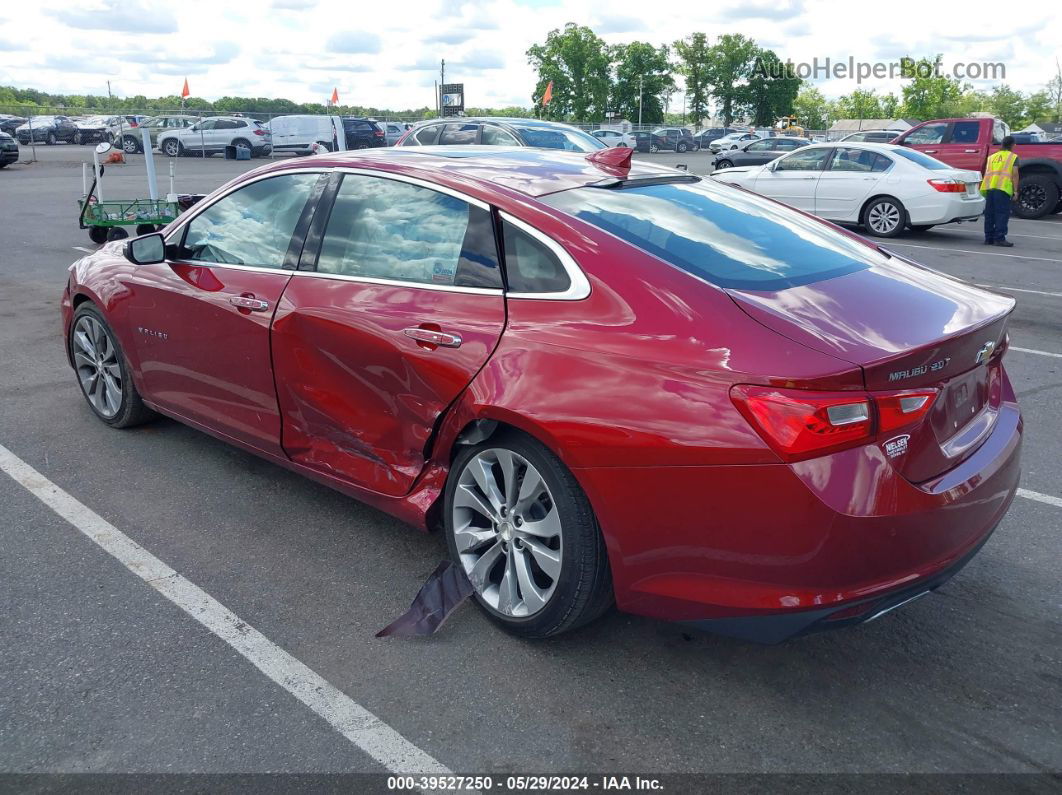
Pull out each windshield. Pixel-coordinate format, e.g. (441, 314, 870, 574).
(511, 125, 604, 152)
(542, 179, 883, 290)
(893, 149, 951, 171)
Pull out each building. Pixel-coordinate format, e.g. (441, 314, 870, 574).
(1021, 121, 1062, 137)
(827, 119, 919, 138)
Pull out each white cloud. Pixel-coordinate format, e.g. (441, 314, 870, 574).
(1, 0, 1058, 113)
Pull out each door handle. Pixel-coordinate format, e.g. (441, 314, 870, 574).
(229, 295, 270, 311)
(403, 327, 462, 348)
(963, 149, 978, 153)
(923, 149, 937, 153)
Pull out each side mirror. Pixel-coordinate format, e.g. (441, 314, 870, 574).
(125, 232, 166, 265)
(94, 141, 112, 155)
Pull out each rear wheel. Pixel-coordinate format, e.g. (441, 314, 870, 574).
(863, 196, 906, 237)
(649, 144, 659, 153)
(716, 159, 734, 170)
(46, 132, 57, 145)
(69, 304, 155, 428)
(1013, 174, 1060, 220)
(74, 131, 83, 145)
(232, 137, 253, 157)
(445, 432, 613, 638)
(162, 138, 181, 157)
(122, 135, 141, 154)
(676, 141, 688, 153)
(88, 226, 109, 244)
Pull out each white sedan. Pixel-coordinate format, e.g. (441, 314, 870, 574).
(708, 131, 761, 152)
(710, 142, 985, 237)
(590, 129, 636, 148)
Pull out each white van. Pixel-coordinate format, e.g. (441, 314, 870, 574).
(268, 115, 347, 156)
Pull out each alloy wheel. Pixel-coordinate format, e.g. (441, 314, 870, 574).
(867, 201, 901, 235)
(1018, 183, 1045, 214)
(72, 315, 123, 418)
(452, 448, 562, 617)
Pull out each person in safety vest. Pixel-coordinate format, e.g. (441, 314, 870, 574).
(980, 135, 1019, 247)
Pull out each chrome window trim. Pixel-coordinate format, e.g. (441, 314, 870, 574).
(499, 211, 591, 301)
(332, 167, 490, 211)
(290, 270, 502, 295)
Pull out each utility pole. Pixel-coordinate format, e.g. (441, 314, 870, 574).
(107, 81, 112, 100)
(441, 59, 445, 88)
(638, 75, 644, 126)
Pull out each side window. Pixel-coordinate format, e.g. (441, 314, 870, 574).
(992, 120, 1007, 145)
(175, 173, 320, 267)
(950, 121, 979, 144)
(775, 148, 830, 171)
(439, 123, 479, 145)
(501, 220, 571, 294)
(315, 175, 502, 289)
(197, 119, 217, 131)
(905, 123, 947, 145)
(829, 147, 879, 172)
(215, 120, 237, 130)
(746, 140, 772, 151)
(410, 125, 440, 145)
(481, 125, 520, 146)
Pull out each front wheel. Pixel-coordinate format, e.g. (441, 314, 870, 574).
(863, 197, 906, 237)
(74, 131, 83, 145)
(122, 135, 140, 154)
(46, 132, 57, 145)
(649, 144, 659, 153)
(676, 142, 688, 153)
(445, 432, 613, 638)
(715, 159, 734, 170)
(69, 304, 156, 428)
(162, 138, 181, 157)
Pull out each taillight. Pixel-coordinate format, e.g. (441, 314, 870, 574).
(927, 178, 966, 193)
(253, 129, 266, 135)
(730, 385, 938, 462)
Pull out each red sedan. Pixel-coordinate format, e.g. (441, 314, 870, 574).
(61, 147, 1022, 642)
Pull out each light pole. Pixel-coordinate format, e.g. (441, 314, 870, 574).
(638, 75, 643, 126)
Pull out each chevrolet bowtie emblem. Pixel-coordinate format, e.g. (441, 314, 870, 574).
(975, 341, 996, 365)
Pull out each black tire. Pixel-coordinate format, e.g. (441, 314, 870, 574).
(105, 132, 114, 145)
(232, 138, 253, 158)
(1013, 174, 1060, 220)
(1051, 197, 1062, 215)
(122, 135, 141, 154)
(716, 159, 734, 170)
(88, 226, 109, 244)
(444, 431, 613, 638)
(862, 196, 906, 238)
(107, 227, 128, 241)
(910, 224, 935, 233)
(46, 131, 57, 145)
(74, 131, 83, 145)
(70, 303, 155, 428)
(355, 143, 370, 150)
(135, 224, 157, 236)
(649, 144, 659, 153)
(0, 163, 7, 169)
(676, 141, 688, 153)
(162, 138, 182, 157)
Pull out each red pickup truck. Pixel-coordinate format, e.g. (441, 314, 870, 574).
(892, 117, 1062, 219)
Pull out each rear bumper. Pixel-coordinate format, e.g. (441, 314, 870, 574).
(576, 382, 1022, 642)
(907, 192, 986, 225)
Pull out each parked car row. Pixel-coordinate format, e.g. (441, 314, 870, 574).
(0, 131, 18, 168)
(397, 117, 605, 152)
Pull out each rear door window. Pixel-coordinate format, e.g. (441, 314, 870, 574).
(410, 125, 440, 145)
(314, 175, 502, 289)
(481, 125, 521, 146)
(542, 179, 882, 290)
(950, 121, 979, 144)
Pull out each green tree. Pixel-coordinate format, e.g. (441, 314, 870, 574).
(988, 85, 1027, 128)
(672, 33, 712, 123)
(610, 41, 674, 124)
(526, 23, 611, 121)
(745, 50, 801, 126)
(704, 33, 759, 126)
(899, 55, 966, 120)
(879, 93, 900, 119)
(1044, 60, 1062, 122)
(792, 86, 831, 130)
(1024, 90, 1053, 125)
(835, 89, 884, 120)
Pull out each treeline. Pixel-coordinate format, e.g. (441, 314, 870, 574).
(527, 26, 799, 126)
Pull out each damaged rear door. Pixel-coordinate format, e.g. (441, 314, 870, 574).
(270, 170, 506, 497)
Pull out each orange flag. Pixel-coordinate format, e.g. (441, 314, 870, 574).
(181, 78, 190, 98)
(331, 87, 339, 105)
(541, 81, 553, 107)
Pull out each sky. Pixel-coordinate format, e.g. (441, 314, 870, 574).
(0, 0, 1059, 111)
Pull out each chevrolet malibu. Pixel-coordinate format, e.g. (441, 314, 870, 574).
(61, 147, 1022, 642)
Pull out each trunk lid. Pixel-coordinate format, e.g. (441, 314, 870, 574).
(726, 257, 1014, 482)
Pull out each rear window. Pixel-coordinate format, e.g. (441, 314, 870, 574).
(542, 179, 883, 291)
(511, 125, 603, 152)
(893, 149, 950, 170)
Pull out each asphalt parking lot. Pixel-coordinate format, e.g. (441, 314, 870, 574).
(1, 145, 1060, 785)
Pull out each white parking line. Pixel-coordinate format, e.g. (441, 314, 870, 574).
(1018, 489, 1062, 509)
(885, 242, 1062, 264)
(1011, 346, 1062, 359)
(975, 284, 1062, 298)
(0, 442, 451, 778)
(929, 229, 1062, 242)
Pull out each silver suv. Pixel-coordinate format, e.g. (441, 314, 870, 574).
(157, 116, 272, 157)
